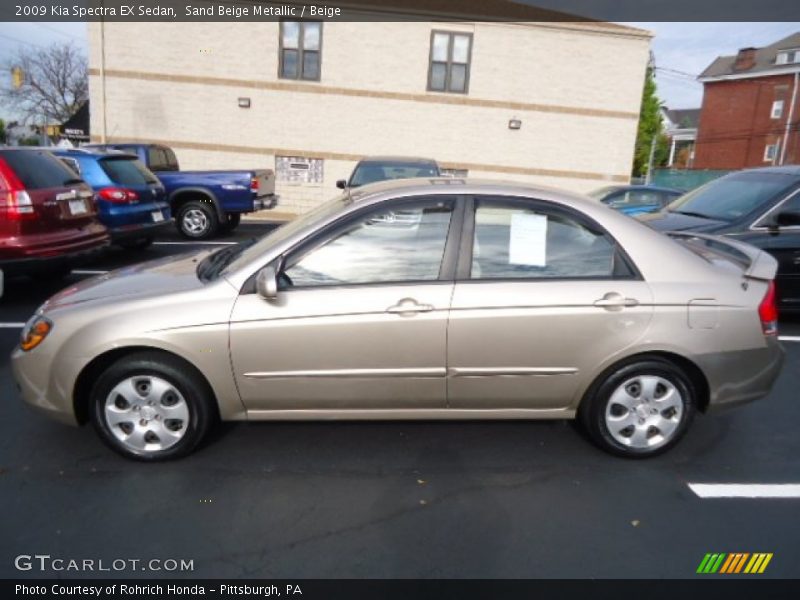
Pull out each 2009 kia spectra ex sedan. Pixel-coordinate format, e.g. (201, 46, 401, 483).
(11, 179, 784, 460)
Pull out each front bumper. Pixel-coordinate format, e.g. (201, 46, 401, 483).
(11, 344, 82, 426)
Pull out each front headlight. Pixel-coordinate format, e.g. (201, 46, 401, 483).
(20, 315, 53, 352)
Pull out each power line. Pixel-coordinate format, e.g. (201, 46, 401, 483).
(34, 23, 84, 42)
(0, 31, 46, 48)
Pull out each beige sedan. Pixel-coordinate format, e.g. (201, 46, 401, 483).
(11, 179, 784, 460)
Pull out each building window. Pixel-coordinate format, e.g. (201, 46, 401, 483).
(276, 156, 324, 184)
(764, 144, 779, 162)
(280, 22, 322, 81)
(771, 100, 784, 119)
(428, 31, 472, 94)
(777, 50, 799, 65)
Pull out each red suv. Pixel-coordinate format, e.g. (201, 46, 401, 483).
(0, 148, 110, 277)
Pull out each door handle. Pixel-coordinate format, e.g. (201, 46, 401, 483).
(594, 292, 639, 310)
(386, 298, 435, 314)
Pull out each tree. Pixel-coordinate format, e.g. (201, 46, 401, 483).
(0, 118, 6, 144)
(632, 66, 664, 178)
(1, 42, 87, 126)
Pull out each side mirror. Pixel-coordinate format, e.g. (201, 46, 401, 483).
(256, 265, 278, 300)
(336, 179, 347, 190)
(775, 210, 800, 227)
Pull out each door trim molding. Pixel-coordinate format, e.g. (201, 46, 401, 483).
(244, 407, 575, 420)
(449, 367, 578, 377)
(243, 367, 447, 379)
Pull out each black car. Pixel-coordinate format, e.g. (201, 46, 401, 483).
(588, 184, 683, 216)
(337, 156, 440, 189)
(639, 166, 800, 312)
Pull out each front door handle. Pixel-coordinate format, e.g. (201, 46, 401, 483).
(386, 298, 435, 314)
(594, 292, 639, 311)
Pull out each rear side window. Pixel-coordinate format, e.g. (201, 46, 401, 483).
(163, 147, 179, 171)
(147, 147, 170, 171)
(0, 150, 79, 189)
(99, 157, 159, 186)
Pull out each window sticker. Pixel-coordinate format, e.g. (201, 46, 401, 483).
(509, 213, 547, 266)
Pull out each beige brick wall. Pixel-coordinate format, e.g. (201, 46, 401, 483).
(88, 21, 650, 213)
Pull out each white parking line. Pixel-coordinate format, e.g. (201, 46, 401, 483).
(689, 483, 800, 498)
(0, 323, 26, 328)
(72, 270, 109, 275)
(778, 336, 800, 342)
(153, 241, 237, 246)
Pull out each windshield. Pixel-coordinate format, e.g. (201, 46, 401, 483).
(350, 162, 439, 187)
(212, 193, 351, 279)
(667, 172, 798, 221)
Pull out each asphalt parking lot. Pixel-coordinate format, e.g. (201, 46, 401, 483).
(1, 220, 799, 579)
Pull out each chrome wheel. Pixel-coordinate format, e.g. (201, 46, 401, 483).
(183, 209, 209, 235)
(104, 376, 190, 453)
(604, 375, 683, 450)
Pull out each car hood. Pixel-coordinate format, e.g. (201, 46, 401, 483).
(637, 211, 729, 233)
(41, 250, 213, 311)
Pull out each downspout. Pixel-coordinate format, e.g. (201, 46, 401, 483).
(100, 15, 108, 144)
(780, 71, 799, 165)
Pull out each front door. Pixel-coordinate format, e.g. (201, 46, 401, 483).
(229, 197, 459, 411)
(447, 196, 654, 410)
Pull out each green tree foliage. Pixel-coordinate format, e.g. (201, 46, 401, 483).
(0, 118, 6, 144)
(632, 68, 664, 178)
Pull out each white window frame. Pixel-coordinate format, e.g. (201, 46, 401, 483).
(764, 143, 778, 162)
(771, 100, 785, 119)
(777, 49, 800, 65)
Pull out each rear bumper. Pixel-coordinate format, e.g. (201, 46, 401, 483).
(0, 226, 110, 275)
(109, 218, 173, 243)
(253, 194, 279, 211)
(701, 337, 785, 412)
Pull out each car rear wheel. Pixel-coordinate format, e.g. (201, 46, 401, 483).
(223, 213, 241, 231)
(90, 352, 216, 461)
(579, 358, 696, 458)
(177, 201, 219, 240)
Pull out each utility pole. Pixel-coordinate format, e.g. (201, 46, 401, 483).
(645, 132, 657, 185)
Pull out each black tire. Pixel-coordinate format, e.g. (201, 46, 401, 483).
(578, 358, 696, 458)
(90, 351, 217, 461)
(223, 213, 241, 231)
(117, 236, 153, 250)
(177, 200, 219, 240)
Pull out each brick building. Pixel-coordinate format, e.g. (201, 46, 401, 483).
(88, 1, 651, 213)
(694, 33, 800, 170)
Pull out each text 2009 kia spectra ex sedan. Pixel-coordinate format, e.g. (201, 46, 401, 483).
(11, 179, 784, 460)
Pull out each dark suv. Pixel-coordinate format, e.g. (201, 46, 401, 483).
(639, 166, 800, 311)
(0, 148, 110, 277)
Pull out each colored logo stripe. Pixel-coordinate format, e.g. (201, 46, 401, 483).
(697, 553, 773, 574)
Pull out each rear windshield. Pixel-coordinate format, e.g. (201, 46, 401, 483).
(350, 162, 440, 187)
(99, 157, 159, 186)
(668, 172, 798, 221)
(0, 150, 81, 189)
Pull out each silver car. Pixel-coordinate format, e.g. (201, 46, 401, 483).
(11, 179, 784, 460)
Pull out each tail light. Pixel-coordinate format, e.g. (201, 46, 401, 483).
(250, 177, 259, 194)
(0, 157, 37, 220)
(97, 187, 139, 203)
(759, 280, 778, 336)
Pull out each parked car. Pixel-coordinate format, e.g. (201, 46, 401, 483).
(12, 179, 782, 461)
(336, 156, 440, 189)
(52, 149, 171, 250)
(0, 148, 109, 278)
(639, 166, 800, 312)
(84, 143, 277, 240)
(588, 185, 683, 216)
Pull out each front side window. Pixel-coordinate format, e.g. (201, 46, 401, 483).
(283, 199, 454, 287)
(470, 201, 618, 280)
(428, 31, 472, 93)
(280, 21, 322, 81)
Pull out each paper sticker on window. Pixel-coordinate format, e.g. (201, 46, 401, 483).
(509, 213, 547, 266)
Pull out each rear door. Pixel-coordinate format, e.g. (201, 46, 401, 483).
(0, 149, 96, 235)
(447, 196, 653, 410)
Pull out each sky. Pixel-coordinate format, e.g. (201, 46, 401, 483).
(1, 21, 800, 118)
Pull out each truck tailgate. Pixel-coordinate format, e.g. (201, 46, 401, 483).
(253, 169, 275, 197)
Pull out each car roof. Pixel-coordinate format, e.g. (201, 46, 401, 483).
(51, 147, 139, 160)
(356, 156, 438, 165)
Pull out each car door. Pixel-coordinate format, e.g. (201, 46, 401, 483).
(447, 196, 654, 410)
(229, 196, 461, 411)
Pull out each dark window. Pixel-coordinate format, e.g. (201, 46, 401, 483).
(349, 161, 440, 187)
(147, 147, 170, 171)
(428, 31, 472, 93)
(283, 199, 454, 287)
(470, 200, 617, 280)
(163, 147, 179, 171)
(59, 157, 81, 175)
(280, 22, 322, 81)
(0, 150, 80, 189)
(99, 157, 159, 186)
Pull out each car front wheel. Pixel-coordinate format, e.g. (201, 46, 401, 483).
(579, 358, 696, 458)
(90, 352, 216, 461)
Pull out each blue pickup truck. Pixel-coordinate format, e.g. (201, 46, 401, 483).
(84, 143, 277, 239)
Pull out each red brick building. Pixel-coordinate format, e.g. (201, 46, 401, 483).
(694, 33, 800, 170)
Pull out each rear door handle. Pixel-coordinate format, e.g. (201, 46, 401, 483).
(386, 298, 435, 314)
(594, 292, 639, 310)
